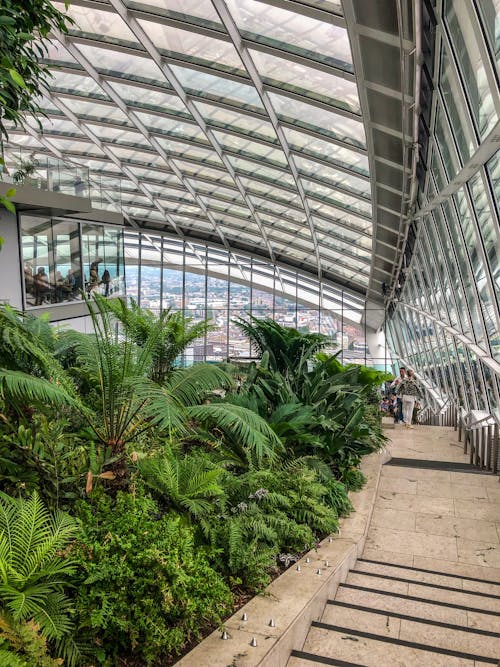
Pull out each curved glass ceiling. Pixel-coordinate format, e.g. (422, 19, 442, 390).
(5, 0, 372, 293)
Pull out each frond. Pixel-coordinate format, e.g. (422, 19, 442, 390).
(186, 403, 284, 465)
(165, 364, 231, 406)
(0, 370, 78, 410)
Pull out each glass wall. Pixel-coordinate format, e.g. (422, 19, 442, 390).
(387, 0, 500, 415)
(124, 231, 389, 368)
(20, 214, 124, 308)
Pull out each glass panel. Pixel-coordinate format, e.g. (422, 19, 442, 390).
(81, 224, 124, 297)
(172, 66, 264, 112)
(269, 92, 366, 148)
(284, 126, 369, 176)
(192, 101, 277, 141)
(251, 49, 360, 113)
(51, 218, 83, 303)
(294, 154, 371, 197)
(439, 42, 475, 162)
(225, 0, 352, 71)
(21, 216, 53, 308)
(126, 0, 222, 26)
(138, 19, 243, 75)
(477, 0, 500, 70)
(445, 0, 498, 137)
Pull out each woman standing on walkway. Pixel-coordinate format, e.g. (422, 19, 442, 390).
(396, 369, 422, 429)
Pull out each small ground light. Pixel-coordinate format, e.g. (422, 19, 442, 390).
(316, 568, 322, 575)
(305, 557, 310, 563)
(296, 564, 301, 571)
(221, 630, 229, 640)
(269, 618, 276, 627)
(241, 612, 248, 621)
(325, 560, 330, 567)
(250, 637, 258, 647)
(328, 536, 333, 542)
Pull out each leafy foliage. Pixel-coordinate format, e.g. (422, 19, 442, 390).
(0, 302, 388, 663)
(0, 492, 76, 640)
(72, 492, 233, 665)
(103, 297, 214, 384)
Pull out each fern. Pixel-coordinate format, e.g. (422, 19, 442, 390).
(138, 447, 224, 519)
(0, 492, 76, 641)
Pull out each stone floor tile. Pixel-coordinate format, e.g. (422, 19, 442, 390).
(415, 515, 499, 543)
(454, 499, 500, 522)
(365, 525, 458, 561)
(379, 476, 419, 495)
(370, 507, 416, 531)
(417, 481, 489, 500)
(467, 609, 500, 633)
(377, 491, 456, 515)
(383, 466, 452, 483)
(457, 538, 500, 569)
(486, 487, 500, 504)
(451, 472, 500, 487)
(355, 560, 466, 587)
(361, 547, 415, 566)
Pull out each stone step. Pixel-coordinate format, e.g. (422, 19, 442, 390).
(356, 557, 500, 595)
(294, 621, 498, 666)
(344, 570, 500, 613)
(335, 582, 499, 633)
(322, 601, 500, 659)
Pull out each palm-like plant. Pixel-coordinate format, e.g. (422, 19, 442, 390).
(234, 316, 329, 378)
(104, 297, 214, 384)
(0, 300, 282, 489)
(0, 491, 76, 640)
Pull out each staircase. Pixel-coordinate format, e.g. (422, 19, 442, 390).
(288, 557, 500, 666)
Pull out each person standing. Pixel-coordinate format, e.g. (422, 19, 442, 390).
(396, 369, 422, 429)
(101, 269, 111, 297)
(390, 367, 406, 423)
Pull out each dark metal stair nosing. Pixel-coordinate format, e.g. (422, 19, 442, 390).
(357, 557, 500, 586)
(327, 599, 500, 637)
(349, 568, 500, 599)
(311, 621, 498, 663)
(290, 651, 367, 667)
(339, 582, 500, 616)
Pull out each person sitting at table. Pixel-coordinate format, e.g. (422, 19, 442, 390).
(34, 267, 50, 305)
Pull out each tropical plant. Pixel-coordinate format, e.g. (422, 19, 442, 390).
(0, 492, 77, 642)
(234, 315, 329, 378)
(104, 297, 214, 384)
(0, 416, 87, 508)
(138, 445, 224, 519)
(72, 492, 233, 665)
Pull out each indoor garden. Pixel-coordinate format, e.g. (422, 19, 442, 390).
(0, 297, 388, 666)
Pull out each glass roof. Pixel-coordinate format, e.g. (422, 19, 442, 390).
(5, 0, 373, 294)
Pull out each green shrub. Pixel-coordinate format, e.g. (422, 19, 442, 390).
(205, 464, 340, 590)
(72, 492, 233, 665)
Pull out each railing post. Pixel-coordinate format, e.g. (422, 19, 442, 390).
(486, 425, 492, 472)
(492, 423, 499, 476)
(481, 427, 486, 469)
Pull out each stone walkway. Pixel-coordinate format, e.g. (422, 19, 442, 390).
(288, 425, 500, 666)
